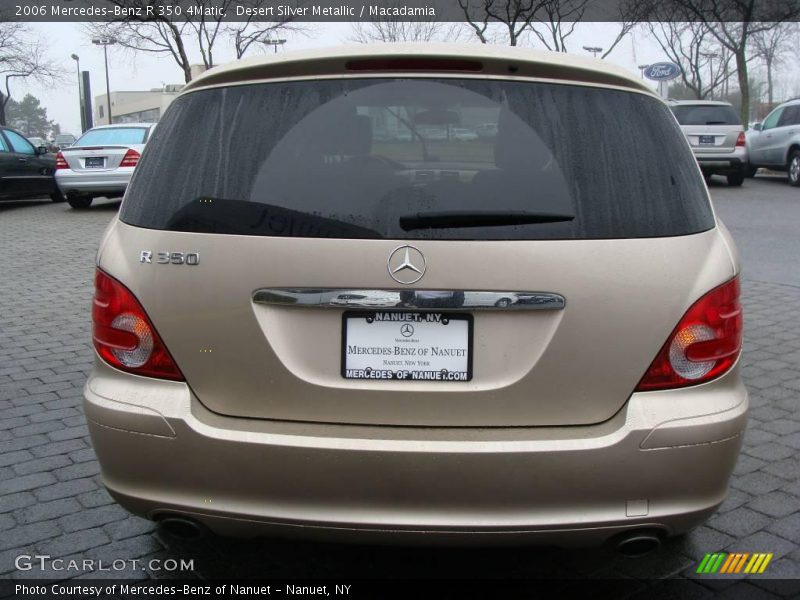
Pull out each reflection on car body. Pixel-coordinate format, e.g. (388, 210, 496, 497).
(452, 128, 479, 141)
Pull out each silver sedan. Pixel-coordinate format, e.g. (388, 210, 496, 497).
(55, 123, 154, 209)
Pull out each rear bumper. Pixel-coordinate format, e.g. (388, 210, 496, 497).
(84, 358, 747, 546)
(55, 169, 132, 196)
(695, 147, 748, 174)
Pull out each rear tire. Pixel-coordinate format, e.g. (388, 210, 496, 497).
(745, 164, 758, 178)
(727, 171, 745, 187)
(67, 196, 93, 209)
(789, 150, 800, 187)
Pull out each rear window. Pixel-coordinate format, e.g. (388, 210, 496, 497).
(76, 127, 148, 146)
(671, 104, 740, 126)
(121, 78, 714, 240)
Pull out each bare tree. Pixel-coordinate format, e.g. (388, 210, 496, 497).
(0, 22, 62, 126)
(228, 0, 311, 59)
(600, 0, 658, 59)
(230, 22, 310, 59)
(528, 0, 590, 52)
(646, 21, 732, 99)
(90, 0, 304, 82)
(666, 0, 800, 125)
(750, 22, 797, 104)
(458, 0, 652, 56)
(526, 0, 655, 57)
(350, 21, 463, 44)
(188, 0, 230, 71)
(457, 0, 544, 46)
(87, 17, 196, 83)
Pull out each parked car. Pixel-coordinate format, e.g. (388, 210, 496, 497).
(86, 45, 745, 551)
(55, 123, 154, 209)
(52, 133, 77, 150)
(419, 126, 448, 141)
(27, 136, 59, 154)
(27, 136, 47, 148)
(668, 100, 748, 186)
(0, 127, 64, 203)
(330, 290, 401, 307)
(452, 128, 479, 141)
(463, 291, 515, 307)
(476, 122, 498, 139)
(746, 98, 800, 186)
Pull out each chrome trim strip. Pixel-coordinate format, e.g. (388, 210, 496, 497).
(253, 289, 565, 311)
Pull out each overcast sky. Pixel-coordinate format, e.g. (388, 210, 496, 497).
(14, 22, 797, 135)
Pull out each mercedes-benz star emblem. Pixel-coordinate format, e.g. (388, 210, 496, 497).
(387, 245, 426, 284)
(400, 324, 415, 337)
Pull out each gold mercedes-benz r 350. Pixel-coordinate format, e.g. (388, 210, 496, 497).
(85, 44, 746, 553)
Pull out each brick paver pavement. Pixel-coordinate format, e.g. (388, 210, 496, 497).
(1, 194, 798, 593)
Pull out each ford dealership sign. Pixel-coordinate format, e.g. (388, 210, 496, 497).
(644, 62, 680, 81)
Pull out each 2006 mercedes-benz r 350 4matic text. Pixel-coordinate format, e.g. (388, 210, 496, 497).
(85, 45, 746, 550)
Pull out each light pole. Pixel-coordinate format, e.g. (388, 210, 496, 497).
(70, 54, 85, 133)
(701, 52, 719, 99)
(264, 38, 286, 54)
(92, 37, 117, 124)
(637, 64, 650, 79)
(583, 46, 603, 58)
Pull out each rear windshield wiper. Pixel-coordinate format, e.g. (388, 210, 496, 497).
(399, 210, 575, 231)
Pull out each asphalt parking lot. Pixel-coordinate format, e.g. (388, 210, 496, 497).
(1, 175, 799, 594)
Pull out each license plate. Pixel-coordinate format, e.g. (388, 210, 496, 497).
(84, 157, 104, 168)
(342, 311, 472, 382)
(699, 135, 715, 145)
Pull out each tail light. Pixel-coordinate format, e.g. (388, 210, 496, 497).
(92, 269, 184, 381)
(636, 277, 742, 391)
(736, 132, 746, 147)
(346, 58, 483, 72)
(119, 149, 140, 168)
(55, 152, 68, 169)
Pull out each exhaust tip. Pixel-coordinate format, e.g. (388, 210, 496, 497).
(156, 516, 208, 541)
(615, 531, 663, 558)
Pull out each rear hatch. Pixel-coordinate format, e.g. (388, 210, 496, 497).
(672, 104, 742, 154)
(108, 76, 721, 427)
(61, 126, 148, 171)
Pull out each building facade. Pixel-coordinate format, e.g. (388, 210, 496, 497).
(93, 86, 184, 125)
(93, 66, 208, 126)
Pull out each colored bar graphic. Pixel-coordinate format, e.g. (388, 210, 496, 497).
(720, 553, 737, 574)
(711, 553, 726, 573)
(745, 554, 761, 574)
(745, 553, 774, 574)
(758, 554, 773, 573)
(698, 552, 773, 575)
(697, 554, 713, 574)
(733, 553, 749, 573)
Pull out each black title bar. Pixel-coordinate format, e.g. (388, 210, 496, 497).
(3, 0, 800, 23)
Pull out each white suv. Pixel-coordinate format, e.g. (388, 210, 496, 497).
(669, 100, 748, 186)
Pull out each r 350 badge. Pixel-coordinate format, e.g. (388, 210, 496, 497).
(139, 251, 200, 265)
